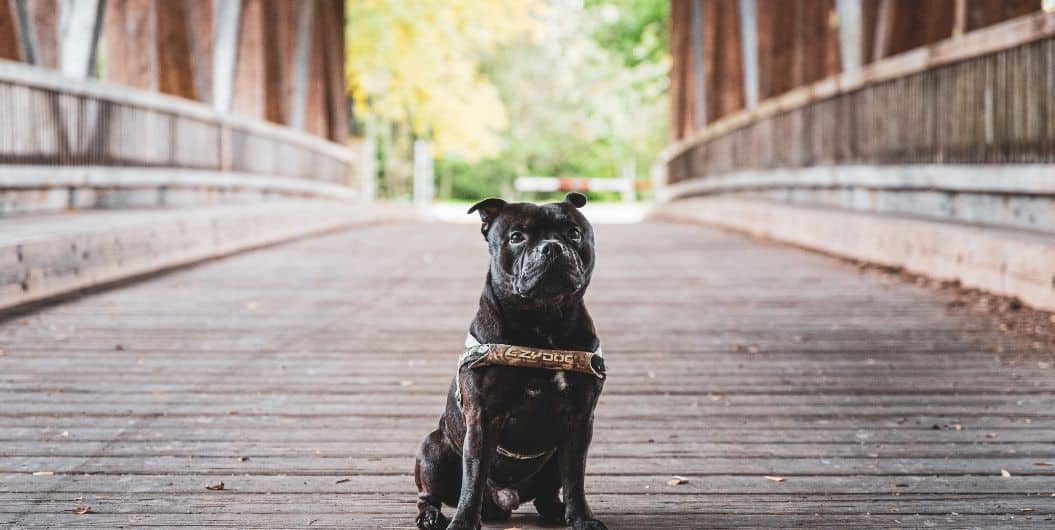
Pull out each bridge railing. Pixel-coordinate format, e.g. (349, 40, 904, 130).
(663, 11, 1055, 187)
(0, 59, 357, 215)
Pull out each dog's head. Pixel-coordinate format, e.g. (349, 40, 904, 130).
(468, 193, 595, 308)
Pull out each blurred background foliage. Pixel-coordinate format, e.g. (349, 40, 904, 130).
(346, 0, 669, 201)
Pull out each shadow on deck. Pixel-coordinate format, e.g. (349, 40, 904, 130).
(1, 220, 1053, 529)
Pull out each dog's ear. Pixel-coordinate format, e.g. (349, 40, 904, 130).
(467, 198, 507, 237)
(564, 192, 587, 208)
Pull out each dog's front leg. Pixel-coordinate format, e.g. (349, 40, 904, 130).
(558, 412, 606, 530)
(449, 394, 505, 530)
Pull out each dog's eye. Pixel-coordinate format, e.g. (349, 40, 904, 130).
(509, 232, 525, 244)
(567, 228, 582, 241)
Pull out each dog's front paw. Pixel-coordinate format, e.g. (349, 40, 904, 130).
(568, 517, 607, 530)
(416, 508, 448, 530)
(534, 496, 565, 524)
(445, 519, 480, 530)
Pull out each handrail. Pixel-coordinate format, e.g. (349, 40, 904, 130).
(0, 59, 353, 163)
(661, 10, 1055, 165)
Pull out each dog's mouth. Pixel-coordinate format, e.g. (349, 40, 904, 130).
(512, 255, 585, 298)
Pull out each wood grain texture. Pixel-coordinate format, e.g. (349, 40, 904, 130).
(0, 221, 1053, 529)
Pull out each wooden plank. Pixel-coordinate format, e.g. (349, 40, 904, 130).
(1, 221, 1054, 528)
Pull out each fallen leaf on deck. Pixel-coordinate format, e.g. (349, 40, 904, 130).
(335, 478, 350, 484)
(238, 457, 249, 462)
(1000, 469, 1011, 477)
(72, 505, 91, 514)
(32, 471, 54, 476)
(764, 476, 786, 482)
(1033, 461, 1052, 467)
(667, 475, 688, 486)
(205, 481, 225, 490)
(114, 344, 125, 351)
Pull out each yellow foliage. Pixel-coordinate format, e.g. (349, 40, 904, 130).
(346, 0, 542, 161)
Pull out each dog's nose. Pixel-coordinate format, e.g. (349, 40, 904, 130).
(539, 241, 561, 257)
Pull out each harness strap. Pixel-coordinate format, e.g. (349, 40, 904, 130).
(448, 333, 605, 461)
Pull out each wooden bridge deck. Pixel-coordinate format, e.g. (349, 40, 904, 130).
(1, 221, 1053, 529)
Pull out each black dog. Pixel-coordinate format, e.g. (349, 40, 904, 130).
(414, 193, 606, 530)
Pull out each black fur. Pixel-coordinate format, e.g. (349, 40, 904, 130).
(414, 193, 606, 530)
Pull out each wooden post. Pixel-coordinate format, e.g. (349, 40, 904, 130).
(288, 0, 314, 130)
(321, 0, 347, 143)
(966, 0, 1041, 31)
(186, 0, 214, 105)
(156, 0, 197, 99)
(757, 0, 795, 98)
(738, 0, 759, 108)
(714, 0, 744, 118)
(690, 0, 706, 129)
(1, 0, 25, 61)
(212, 0, 241, 113)
(879, 0, 955, 59)
(58, 0, 105, 78)
(305, 4, 327, 139)
(952, 0, 967, 36)
(791, 0, 835, 87)
(836, 0, 862, 72)
(103, 0, 157, 90)
(413, 139, 433, 207)
(231, 0, 265, 119)
(872, 0, 893, 61)
(669, 0, 692, 140)
(23, 0, 58, 68)
(260, 0, 287, 124)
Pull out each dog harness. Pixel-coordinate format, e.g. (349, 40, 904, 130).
(447, 334, 606, 460)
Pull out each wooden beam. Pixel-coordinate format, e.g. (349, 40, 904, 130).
(23, 0, 58, 68)
(305, 4, 327, 139)
(1, 0, 23, 61)
(102, 0, 156, 90)
(966, 0, 1041, 31)
(185, 0, 214, 104)
(320, 0, 347, 143)
(212, 0, 241, 112)
(232, 0, 263, 119)
(881, 0, 955, 58)
(791, 0, 836, 87)
(672, 0, 694, 140)
(260, 0, 287, 124)
(714, 0, 744, 118)
(288, 0, 315, 130)
(156, 0, 197, 99)
(757, 0, 795, 98)
(952, 0, 967, 36)
(872, 0, 893, 61)
(690, 0, 707, 128)
(58, 0, 105, 78)
(738, 0, 760, 108)
(836, 0, 863, 72)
